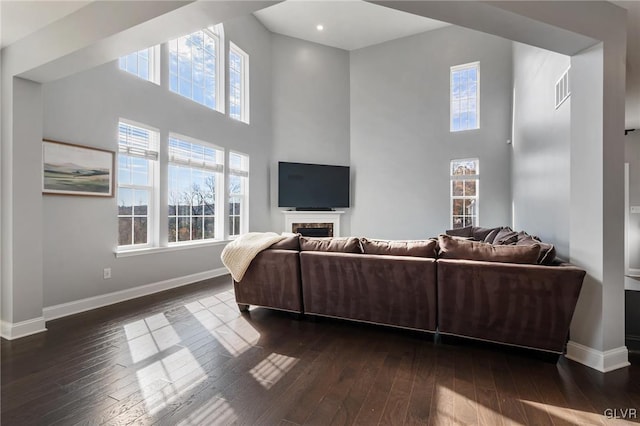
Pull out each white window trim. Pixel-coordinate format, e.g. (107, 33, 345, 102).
(115, 239, 231, 258)
(116, 119, 161, 251)
(168, 25, 225, 114)
(450, 158, 479, 229)
(450, 61, 480, 132)
(228, 150, 250, 238)
(119, 46, 160, 85)
(229, 41, 250, 124)
(167, 133, 225, 246)
(211, 24, 226, 115)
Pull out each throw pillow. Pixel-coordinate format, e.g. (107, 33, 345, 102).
(492, 227, 518, 245)
(471, 226, 502, 242)
(483, 228, 501, 244)
(360, 238, 437, 258)
(299, 237, 362, 253)
(438, 234, 541, 264)
(515, 235, 556, 265)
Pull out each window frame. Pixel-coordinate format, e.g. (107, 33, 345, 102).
(167, 133, 225, 245)
(228, 151, 249, 239)
(229, 42, 250, 123)
(168, 24, 225, 113)
(450, 158, 479, 229)
(118, 46, 160, 84)
(117, 119, 160, 250)
(450, 61, 480, 132)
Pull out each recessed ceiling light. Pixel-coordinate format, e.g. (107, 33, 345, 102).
(316, 24, 324, 31)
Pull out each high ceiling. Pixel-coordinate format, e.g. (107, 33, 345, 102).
(0, 0, 91, 48)
(1, 0, 637, 126)
(252, 0, 449, 51)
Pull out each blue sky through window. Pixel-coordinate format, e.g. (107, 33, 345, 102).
(451, 63, 479, 132)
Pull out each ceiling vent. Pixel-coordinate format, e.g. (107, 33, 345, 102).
(555, 68, 570, 109)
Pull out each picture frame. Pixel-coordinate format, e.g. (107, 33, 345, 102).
(42, 139, 115, 197)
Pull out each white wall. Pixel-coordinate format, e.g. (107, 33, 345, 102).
(269, 34, 351, 234)
(511, 42, 571, 258)
(349, 25, 512, 239)
(41, 15, 272, 307)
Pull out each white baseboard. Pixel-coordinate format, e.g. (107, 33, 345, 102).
(566, 341, 630, 372)
(43, 267, 230, 321)
(0, 317, 47, 340)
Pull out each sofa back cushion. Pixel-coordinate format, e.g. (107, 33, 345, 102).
(300, 237, 362, 253)
(360, 238, 437, 258)
(269, 234, 300, 250)
(438, 234, 541, 264)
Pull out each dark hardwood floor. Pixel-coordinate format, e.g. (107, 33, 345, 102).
(2, 275, 639, 425)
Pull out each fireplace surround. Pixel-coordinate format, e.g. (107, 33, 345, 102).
(282, 211, 345, 237)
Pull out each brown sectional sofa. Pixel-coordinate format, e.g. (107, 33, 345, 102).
(232, 229, 585, 355)
(300, 251, 437, 331)
(233, 235, 303, 313)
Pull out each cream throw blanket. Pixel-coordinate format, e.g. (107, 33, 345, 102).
(221, 232, 286, 282)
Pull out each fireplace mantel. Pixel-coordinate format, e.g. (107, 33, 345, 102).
(281, 210, 345, 237)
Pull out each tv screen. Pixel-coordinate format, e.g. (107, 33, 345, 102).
(278, 162, 350, 209)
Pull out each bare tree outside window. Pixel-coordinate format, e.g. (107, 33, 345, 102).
(450, 159, 479, 228)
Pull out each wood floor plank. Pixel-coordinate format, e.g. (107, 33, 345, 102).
(327, 338, 389, 426)
(452, 349, 479, 426)
(506, 355, 556, 425)
(2, 275, 639, 426)
(403, 342, 436, 426)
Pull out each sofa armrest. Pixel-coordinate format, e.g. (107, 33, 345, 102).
(233, 249, 302, 313)
(300, 251, 437, 331)
(437, 259, 585, 353)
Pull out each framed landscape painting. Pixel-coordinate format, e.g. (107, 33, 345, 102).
(42, 139, 115, 197)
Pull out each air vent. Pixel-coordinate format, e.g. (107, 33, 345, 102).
(555, 68, 570, 109)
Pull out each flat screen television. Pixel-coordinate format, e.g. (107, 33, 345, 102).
(278, 161, 350, 210)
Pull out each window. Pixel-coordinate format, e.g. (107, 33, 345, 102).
(119, 47, 159, 83)
(118, 121, 159, 247)
(168, 135, 224, 243)
(450, 159, 479, 229)
(168, 25, 224, 112)
(229, 42, 249, 123)
(228, 152, 249, 237)
(450, 62, 479, 132)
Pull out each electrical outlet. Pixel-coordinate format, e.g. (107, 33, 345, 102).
(103, 268, 112, 279)
(631, 206, 640, 214)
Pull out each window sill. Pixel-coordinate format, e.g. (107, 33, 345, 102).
(115, 239, 231, 258)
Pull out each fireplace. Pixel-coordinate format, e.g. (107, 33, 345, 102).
(282, 210, 345, 237)
(293, 223, 333, 237)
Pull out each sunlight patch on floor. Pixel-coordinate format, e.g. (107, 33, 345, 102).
(176, 397, 237, 425)
(209, 322, 260, 357)
(249, 352, 299, 389)
(188, 294, 261, 357)
(520, 399, 596, 425)
(125, 314, 180, 363)
(136, 347, 208, 415)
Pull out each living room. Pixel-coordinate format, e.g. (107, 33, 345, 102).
(1, 0, 638, 424)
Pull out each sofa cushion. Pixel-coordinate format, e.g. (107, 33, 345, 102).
(360, 238, 437, 258)
(492, 227, 519, 245)
(516, 235, 557, 265)
(300, 237, 362, 253)
(445, 225, 473, 238)
(269, 234, 300, 250)
(438, 234, 541, 264)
